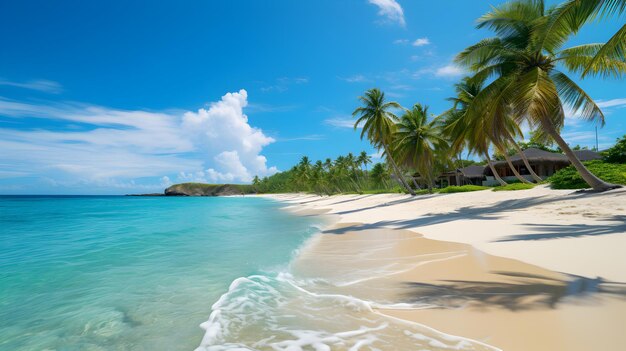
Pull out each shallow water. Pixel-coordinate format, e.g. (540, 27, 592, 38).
(0, 196, 321, 350)
(1, 195, 498, 351)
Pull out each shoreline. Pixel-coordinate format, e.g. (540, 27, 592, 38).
(264, 186, 626, 350)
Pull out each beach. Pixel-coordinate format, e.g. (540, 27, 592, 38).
(264, 186, 626, 350)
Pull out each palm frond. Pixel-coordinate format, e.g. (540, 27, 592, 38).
(551, 70, 605, 124)
(582, 23, 626, 77)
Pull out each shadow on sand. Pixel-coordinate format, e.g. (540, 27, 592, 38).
(399, 271, 626, 311)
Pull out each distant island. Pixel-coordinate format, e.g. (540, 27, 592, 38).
(130, 183, 255, 196)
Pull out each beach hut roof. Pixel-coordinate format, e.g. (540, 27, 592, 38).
(458, 165, 487, 178)
(511, 148, 568, 162)
(492, 148, 602, 167)
(573, 149, 602, 161)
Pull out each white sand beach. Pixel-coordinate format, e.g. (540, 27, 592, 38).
(263, 186, 626, 350)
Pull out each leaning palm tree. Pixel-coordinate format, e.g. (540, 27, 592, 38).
(456, 0, 625, 191)
(353, 88, 415, 195)
(442, 79, 509, 186)
(394, 104, 448, 193)
(448, 78, 542, 183)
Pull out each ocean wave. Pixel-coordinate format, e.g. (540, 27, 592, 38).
(195, 273, 500, 351)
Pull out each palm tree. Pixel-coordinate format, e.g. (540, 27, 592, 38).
(393, 104, 448, 193)
(456, 0, 624, 191)
(353, 88, 416, 195)
(357, 151, 372, 174)
(442, 79, 509, 186)
(550, 0, 625, 78)
(370, 162, 390, 188)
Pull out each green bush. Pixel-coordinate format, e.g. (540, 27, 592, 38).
(603, 135, 626, 163)
(492, 183, 536, 191)
(548, 160, 626, 189)
(438, 185, 489, 193)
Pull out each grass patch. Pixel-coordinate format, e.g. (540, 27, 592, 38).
(492, 183, 536, 191)
(548, 160, 626, 189)
(438, 185, 489, 193)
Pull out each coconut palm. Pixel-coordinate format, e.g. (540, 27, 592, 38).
(456, 0, 625, 191)
(353, 88, 415, 195)
(547, 0, 625, 78)
(357, 151, 372, 174)
(370, 162, 390, 188)
(442, 79, 509, 186)
(393, 104, 448, 193)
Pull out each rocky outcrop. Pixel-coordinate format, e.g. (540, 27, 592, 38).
(164, 183, 254, 196)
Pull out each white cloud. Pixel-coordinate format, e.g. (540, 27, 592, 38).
(597, 98, 626, 109)
(370, 151, 384, 162)
(0, 89, 278, 190)
(181, 89, 277, 182)
(393, 39, 409, 45)
(339, 74, 369, 83)
(434, 64, 465, 78)
(280, 134, 325, 141)
(0, 79, 63, 94)
(412, 38, 430, 47)
(261, 77, 308, 93)
(368, 0, 405, 26)
(324, 117, 356, 128)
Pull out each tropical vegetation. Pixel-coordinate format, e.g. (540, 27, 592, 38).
(251, 0, 625, 195)
(549, 160, 626, 189)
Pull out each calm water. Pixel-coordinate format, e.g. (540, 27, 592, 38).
(0, 196, 322, 350)
(1, 195, 498, 351)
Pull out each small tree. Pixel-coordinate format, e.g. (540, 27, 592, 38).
(604, 135, 626, 164)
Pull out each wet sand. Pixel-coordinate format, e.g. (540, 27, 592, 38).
(267, 186, 626, 350)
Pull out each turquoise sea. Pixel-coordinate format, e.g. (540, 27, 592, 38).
(1, 195, 498, 351)
(0, 196, 322, 350)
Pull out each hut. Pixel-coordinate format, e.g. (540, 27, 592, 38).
(440, 165, 487, 187)
(484, 148, 601, 185)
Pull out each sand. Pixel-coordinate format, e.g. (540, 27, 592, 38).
(262, 185, 626, 350)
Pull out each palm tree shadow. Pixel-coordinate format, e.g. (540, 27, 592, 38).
(326, 195, 564, 233)
(496, 215, 626, 242)
(400, 272, 626, 311)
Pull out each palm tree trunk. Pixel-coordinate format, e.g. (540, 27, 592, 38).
(383, 143, 416, 195)
(539, 116, 621, 191)
(498, 146, 532, 184)
(485, 153, 508, 186)
(509, 138, 543, 182)
(411, 177, 421, 190)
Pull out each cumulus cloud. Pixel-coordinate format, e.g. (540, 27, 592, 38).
(435, 64, 465, 77)
(0, 89, 277, 191)
(412, 38, 430, 47)
(368, 0, 405, 26)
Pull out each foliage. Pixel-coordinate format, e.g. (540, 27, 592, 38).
(437, 185, 489, 193)
(393, 103, 448, 193)
(492, 183, 536, 191)
(253, 154, 403, 195)
(352, 88, 414, 195)
(455, 0, 626, 190)
(603, 134, 626, 163)
(548, 161, 626, 189)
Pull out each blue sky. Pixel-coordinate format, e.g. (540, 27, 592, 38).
(0, 0, 624, 194)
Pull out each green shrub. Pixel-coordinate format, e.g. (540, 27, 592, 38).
(438, 185, 489, 193)
(492, 183, 536, 191)
(548, 160, 626, 189)
(603, 135, 626, 163)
